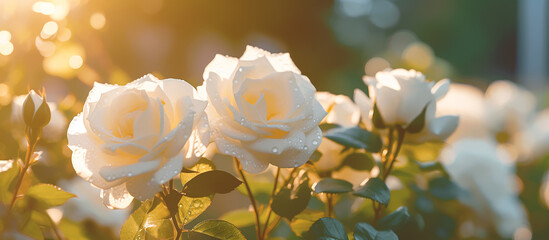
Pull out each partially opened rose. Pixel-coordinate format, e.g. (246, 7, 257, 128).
(12, 94, 67, 142)
(200, 46, 327, 173)
(67, 74, 209, 208)
(315, 92, 360, 171)
(359, 68, 458, 142)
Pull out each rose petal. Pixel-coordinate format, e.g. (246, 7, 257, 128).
(68, 113, 133, 189)
(353, 89, 373, 130)
(99, 159, 162, 182)
(183, 113, 211, 167)
(100, 183, 134, 209)
(240, 45, 301, 74)
(150, 153, 184, 185)
(125, 172, 161, 201)
(431, 78, 451, 101)
(214, 134, 270, 173)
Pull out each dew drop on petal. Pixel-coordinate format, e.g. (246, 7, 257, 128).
(272, 147, 279, 153)
(312, 140, 318, 145)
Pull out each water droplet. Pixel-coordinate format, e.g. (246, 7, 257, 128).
(312, 140, 318, 145)
(238, 68, 243, 72)
(303, 145, 309, 150)
(127, 173, 133, 177)
(296, 104, 300, 108)
(272, 147, 279, 153)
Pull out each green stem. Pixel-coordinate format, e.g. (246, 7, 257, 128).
(382, 126, 405, 180)
(261, 167, 280, 239)
(381, 127, 395, 173)
(159, 191, 182, 240)
(8, 128, 37, 211)
(326, 193, 334, 218)
(234, 157, 262, 240)
(45, 210, 62, 240)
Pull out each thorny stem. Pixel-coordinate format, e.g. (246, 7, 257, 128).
(234, 157, 262, 240)
(261, 167, 280, 239)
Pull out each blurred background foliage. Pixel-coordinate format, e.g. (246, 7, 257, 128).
(0, 0, 548, 239)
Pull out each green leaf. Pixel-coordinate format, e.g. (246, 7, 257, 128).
(181, 158, 216, 186)
(414, 194, 434, 213)
(428, 177, 460, 200)
(415, 160, 443, 171)
(312, 178, 353, 194)
(325, 126, 382, 152)
(340, 153, 375, 171)
(178, 195, 213, 226)
(182, 170, 242, 198)
(353, 222, 398, 240)
(272, 174, 311, 220)
(59, 218, 89, 240)
(319, 123, 341, 132)
(219, 209, 257, 228)
(290, 209, 325, 237)
(353, 178, 390, 206)
(0, 160, 19, 203)
(303, 217, 348, 240)
(219, 208, 272, 228)
(120, 197, 173, 240)
(405, 104, 428, 133)
(309, 150, 323, 163)
(26, 184, 76, 208)
(377, 206, 410, 231)
(372, 103, 386, 129)
(188, 219, 245, 240)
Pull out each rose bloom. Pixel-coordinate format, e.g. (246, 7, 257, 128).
(67, 74, 209, 208)
(314, 92, 360, 172)
(356, 68, 458, 143)
(199, 46, 327, 173)
(439, 138, 529, 238)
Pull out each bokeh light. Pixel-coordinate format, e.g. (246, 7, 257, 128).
(69, 54, 83, 69)
(90, 12, 106, 30)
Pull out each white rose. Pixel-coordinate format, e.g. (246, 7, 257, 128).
(314, 92, 360, 171)
(199, 46, 327, 173)
(358, 68, 458, 142)
(11, 95, 67, 142)
(485, 80, 536, 134)
(439, 138, 529, 238)
(434, 83, 491, 142)
(67, 74, 209, 208)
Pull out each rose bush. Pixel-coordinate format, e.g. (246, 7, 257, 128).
(67, 74, 209, 208)
(200, 46, 327, 173)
